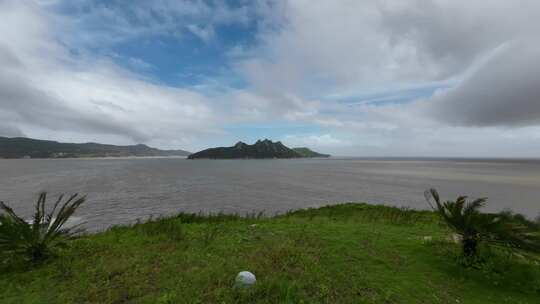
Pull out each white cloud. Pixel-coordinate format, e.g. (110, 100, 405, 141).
(425, 40, 540, 127)
(228, 0, 540, 156)
(186, 24, 215, 43)
(125, 57, 155, 71)
(2, 0, 540, 156)
(51, 0, 256, 48)
(219, 90, 321, 124)
(0, 1, 219, 149)
(238, 0, 540, 96)
(282, 134, 351, 149)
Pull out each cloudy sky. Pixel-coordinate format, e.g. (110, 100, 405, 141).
(1, 0, 540, 157)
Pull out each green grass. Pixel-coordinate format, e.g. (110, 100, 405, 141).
(1, 203, 539, 303)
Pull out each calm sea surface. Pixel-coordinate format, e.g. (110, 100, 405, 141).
(1, 157, 539, 231)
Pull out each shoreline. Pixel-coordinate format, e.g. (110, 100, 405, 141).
(0, 155, 189, 160)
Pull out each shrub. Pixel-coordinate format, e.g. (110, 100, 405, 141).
(425, 188, 540, 259)
(0, 192, 86, 262)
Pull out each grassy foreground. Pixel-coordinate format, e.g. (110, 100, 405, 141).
(1, 203, 540, 303)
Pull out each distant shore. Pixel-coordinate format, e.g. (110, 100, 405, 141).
(0, 155, 188, 160)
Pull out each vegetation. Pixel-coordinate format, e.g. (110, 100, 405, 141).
(2, 203, 540, 303)
(188, 139, 329, 159)
(425, 188, 540, 259)
(0, 192, 86, 262)
(292, 147, 330, 158)
(0, 136, 190, 159)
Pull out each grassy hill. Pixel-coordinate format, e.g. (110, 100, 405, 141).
(0, 137, 190, 158)
(1, 203, 539, 303)
(292, 147, 330, 158)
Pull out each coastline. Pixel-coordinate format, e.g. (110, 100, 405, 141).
(0, 155, 188, 160)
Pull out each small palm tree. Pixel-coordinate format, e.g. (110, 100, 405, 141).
(425, 188, 540, 258)
(0, 192, 86, 262)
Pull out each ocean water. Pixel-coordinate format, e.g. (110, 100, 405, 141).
(1, 157, 539, 231)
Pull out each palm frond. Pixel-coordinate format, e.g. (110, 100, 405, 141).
(425, 188, 540, 258)
(0, 193, 86, 262)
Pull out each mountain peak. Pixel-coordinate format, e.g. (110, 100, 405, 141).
(234, 141, 247, 149)
(188, 139, 331, 159)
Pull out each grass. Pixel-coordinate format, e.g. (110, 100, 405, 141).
(1, 203, 540, 303)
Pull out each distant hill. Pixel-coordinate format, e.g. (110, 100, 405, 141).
(292, 147, 330, 158)
(188, 139, 330, 159)
(0, 137, 190, 159)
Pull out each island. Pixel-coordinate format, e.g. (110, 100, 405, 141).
(187, 139, 330, 159)
(292, 147, 331, 158)
(0, 136, 190, 159)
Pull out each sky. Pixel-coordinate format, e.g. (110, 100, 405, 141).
(1, 0, 540, 157)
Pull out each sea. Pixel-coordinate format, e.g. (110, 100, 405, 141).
(1, 157, 539, 231)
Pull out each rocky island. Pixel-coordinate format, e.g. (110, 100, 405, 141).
(188, 139, 330, 159)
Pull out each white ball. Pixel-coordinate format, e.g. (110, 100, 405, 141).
(236, 271, 256, 287)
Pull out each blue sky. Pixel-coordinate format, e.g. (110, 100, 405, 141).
(53, 0, 258, 88)
(1, 1, 540, 157)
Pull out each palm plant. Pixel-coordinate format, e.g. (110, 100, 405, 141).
(425, 188, 540, 258)
(0, 192, 86, 262)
